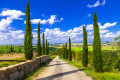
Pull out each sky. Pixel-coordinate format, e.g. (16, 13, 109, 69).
(0, 0, 120, 45)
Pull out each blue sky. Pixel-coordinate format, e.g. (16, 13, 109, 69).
(0, 0, 120, 45)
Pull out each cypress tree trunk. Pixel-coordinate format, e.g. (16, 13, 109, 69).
(37, 22, 42, 56)
(93, 12, 103, 72)
(82, 25, 88, 67)
(69, 37, 72, 61)
(24, 2, 33, 60)
(45, 39, 48, 55)
(42, 32, 45, 55)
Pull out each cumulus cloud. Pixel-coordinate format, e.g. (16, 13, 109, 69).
(86, 22, 117, 31)
(25, 15, 63, 25)
(0, 9, 25, 20)
(0, 9, 25, 45)
(87, 0, 106, 8)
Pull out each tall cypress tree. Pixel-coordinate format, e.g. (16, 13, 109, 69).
(24, 2, 33, 60)
(69, 37, 72, 61)
(42, 32, 45, 55)
(37, 22, 42, 56)
(65, 43, 68, 60)
(82, 25, 88, 67)
(45, 39, 48, 55)
(63, 44, 65, 59)
(47, 42, 49, 55)
(93, 12, 103, 72)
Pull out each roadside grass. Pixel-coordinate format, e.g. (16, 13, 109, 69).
(22, 54, 56, 80)
(0, 61, 20, 68)
(22, 59, 52, 80)
(63, 59, 120, 80)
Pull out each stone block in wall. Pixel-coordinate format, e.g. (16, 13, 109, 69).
(20, 62, 27, 71)
(24, 62, 30, 74)
(18, 71, 24, 79)
(0, 68, 5, 80)
(15, 64, 22, 71)
(9, 71, 18, 80)
(8, 65, 17, 73)
(2, 67, 11, 78)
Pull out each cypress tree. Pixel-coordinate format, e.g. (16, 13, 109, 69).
(47, 42, 49, 55)
(93, 12, 103, 72)
(63, 44, 65, 59)
(24, 2, 33, 60)
(69, 37, 72, 61)
(82, 25, 88, 67)
(37, 22, 42, 56)
(65, 43, 68, 60)
(42, 32, 45, 55)
(45, 39, 48, 55)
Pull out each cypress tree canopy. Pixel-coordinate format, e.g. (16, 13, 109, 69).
(93, 12, 103, 72)
(37, 22, 42, 56)
(69, 37, 72, 61)
(42, 32, 45, 55)
(82, 25, 88, 67)
(24, 2, 33, 60)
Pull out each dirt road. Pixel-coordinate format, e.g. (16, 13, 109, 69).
(34, 56, 92, 80)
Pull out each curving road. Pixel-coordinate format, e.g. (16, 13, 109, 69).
(34, 56, 92, 80)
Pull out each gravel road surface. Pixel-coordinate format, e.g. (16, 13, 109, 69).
(34, 56, 92, 80)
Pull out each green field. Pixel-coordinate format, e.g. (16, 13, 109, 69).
(71, 46, 118, 51)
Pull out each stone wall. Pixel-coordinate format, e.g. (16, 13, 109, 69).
(0, 55, 50, 80)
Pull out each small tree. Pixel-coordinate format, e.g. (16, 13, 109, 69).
(69, 37, 72, 61)
(42, 32, 45, 55)
(37, 22, 42, 56)
(82, 25, 88, 67)
(65, 43, 68, 60)
(24, 2, 33, 60)
(93, 12, 103, 72)
(63, 44, 65, 59)
(45, 39, 48, 55)
(47, 42, 49, 55)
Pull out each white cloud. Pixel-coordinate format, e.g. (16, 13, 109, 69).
(87, 0, 106, 8)
(99, 22, 117, 29)
(103, 32, 115, 38)
(100, 30, 109, 34)
(86, 22, 117, 31)
(0, 9, 25, 20)
(28, 15, 63, 25)
(33, 28, 43, 31)
(88, 14, 91, 17)
(0, 9, 25, 45)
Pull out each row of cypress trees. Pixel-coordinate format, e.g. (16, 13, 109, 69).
(81, 12, 102, 72)
(60, 12, 102, 72)
(24, 2, 49, 60)
(61, 37, 72, 61)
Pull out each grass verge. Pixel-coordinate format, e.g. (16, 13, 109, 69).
(22, 59, 52, 80)
(61, 59, 120, 80)
(23, 54, 56, 80)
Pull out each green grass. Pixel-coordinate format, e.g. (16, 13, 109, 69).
(23, 54, 56, 80)
(23, 60, 51, 80)
(0, 61, 20, 68)
(71, 46, 118, 52)
(63, 59, 120, 80)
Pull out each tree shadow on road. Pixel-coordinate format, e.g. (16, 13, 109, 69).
(48, 63, 68, 67)
(37, 70, 80, 80)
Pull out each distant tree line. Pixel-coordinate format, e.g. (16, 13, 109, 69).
(24, 2, 49, 60)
